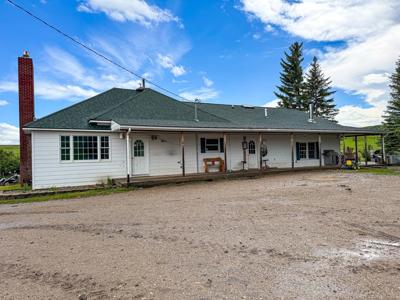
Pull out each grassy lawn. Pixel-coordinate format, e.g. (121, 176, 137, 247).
(0, 145, 19, 156)
(344, 167, 400, 176)
(0, 187, 132, 205)
(0, 184, 27, 192)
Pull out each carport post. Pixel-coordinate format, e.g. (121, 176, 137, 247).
(354, 136, 358, 164)
(381, 134, 386, 165)
(126, 128, 131, 184)
(364, 136, 368, 166)
(258, 132, 262, 171)
(223, 132, 228, 172)
(181, 132, 185, 176)
(318, 133, 322, 168)
(342, 135, 346, 154)
(291, 133, 294, 169)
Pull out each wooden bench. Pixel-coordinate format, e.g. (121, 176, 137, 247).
(203, 157, 225, 173)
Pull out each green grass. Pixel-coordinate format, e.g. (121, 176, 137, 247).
(0, 184, 26, 191)
(0, 187, 132, 205)
(0, 145, 20, 157)
(344, 167, 400, 176)
(341, 135, 382, 161)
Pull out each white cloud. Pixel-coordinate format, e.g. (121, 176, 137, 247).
(263, 98, 279, 107)
(240, 0, 399, 42)
(0, 123, 19, 145)
(240, 0, 400, 126)
(179, 87, 219, 101)
(336, 104, 386, 127)
(157, 54, 186, 77)
(77, 0, 180, 27)
(202, 76, 214, 87)
(0, 81, 17, 93)
(0, 100, 9, 106)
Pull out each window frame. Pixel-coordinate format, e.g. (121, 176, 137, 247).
(248, 140, 256, 155)
(205, 138, 220, 152)
(299, 142, 307, 159)
(133, 139, 145, 157)
(59, 134, 111, 163)
(60, 135, 71, 161)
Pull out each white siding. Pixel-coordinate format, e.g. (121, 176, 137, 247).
(31, 130, 340, 189)
(32, 131, 127, 189)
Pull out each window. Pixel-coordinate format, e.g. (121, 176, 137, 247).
(308, 142, 320, 159)
(296, 142, 320, 160)
(100, 136, 110, 160)
(73, 136, 98, 160)
(205, 138, 219, 152)
(308, 142, 316, 159)
(60, 136, 70, 161)
(134, 140, 144, 157)
(299, 143, 307, 159)
(248, 140, 256, 154)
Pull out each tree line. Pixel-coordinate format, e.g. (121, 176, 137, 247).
(274, 42, 400, 154)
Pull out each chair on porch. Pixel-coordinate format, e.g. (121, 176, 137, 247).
(203, 157, 225, 173)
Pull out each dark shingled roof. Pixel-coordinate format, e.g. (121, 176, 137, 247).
(25, 87, 382, 134)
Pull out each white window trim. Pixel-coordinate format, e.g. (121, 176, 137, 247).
(297, 141, 319, 161)
(59, 134, 112, 163)
(205, 138, 220, 153)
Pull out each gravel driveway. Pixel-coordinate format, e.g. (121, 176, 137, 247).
(0, 170, 399, 299)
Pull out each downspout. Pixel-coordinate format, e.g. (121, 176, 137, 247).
(126, 128, 131, 184)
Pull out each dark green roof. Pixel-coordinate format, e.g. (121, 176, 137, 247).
(26, 87, 382, 134)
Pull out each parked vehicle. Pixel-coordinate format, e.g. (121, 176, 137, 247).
(0, 173, 19, 186)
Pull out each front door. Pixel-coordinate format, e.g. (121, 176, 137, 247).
(247, 140, 258, 169)
(132, 137, 149, 175)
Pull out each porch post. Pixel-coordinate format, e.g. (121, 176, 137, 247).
(343, 135, 346, 154)
(181, 132, 185, 176)
(354, 136, 358, 164)
(126, 129, 131, 184)
(381, 134, 386, 165)
(318, 133, 322, 168)
(223, 132, 228, 172)
(195, 133, 199, 173)
(364, 135, 368, 166)
(258, 132, 262, 171)
(291, 133, 294, 169)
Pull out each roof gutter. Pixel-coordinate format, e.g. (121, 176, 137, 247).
(117, 124, 383, 135)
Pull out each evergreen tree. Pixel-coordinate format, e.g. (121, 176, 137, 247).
(275, 42, 306, 109)
(384, 57, 400, 154)
(303, 56, 338, 121)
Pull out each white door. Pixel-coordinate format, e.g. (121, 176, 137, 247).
(132, 137, 149, 175)
(248, 140, 258, 169)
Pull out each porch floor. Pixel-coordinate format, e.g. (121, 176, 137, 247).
(115, 166, 339, 188)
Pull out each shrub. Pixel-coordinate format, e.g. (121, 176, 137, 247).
(0, 149, 19, 177)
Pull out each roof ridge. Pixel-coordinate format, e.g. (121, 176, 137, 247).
(92, 89, 149, 120)
(25, 88, 118, 127)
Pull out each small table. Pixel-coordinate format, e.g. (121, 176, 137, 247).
(203, 157, 225, 173)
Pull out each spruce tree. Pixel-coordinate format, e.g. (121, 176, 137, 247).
(275, 42, 306, 109)
(303, 56, 338, 121)
(384, 57, 400, 154)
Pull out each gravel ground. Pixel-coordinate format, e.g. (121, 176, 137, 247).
(0, 170, 399, 300)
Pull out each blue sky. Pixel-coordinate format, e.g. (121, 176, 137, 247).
(1, 0, 400, 144)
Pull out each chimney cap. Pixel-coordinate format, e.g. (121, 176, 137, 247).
(22, 50, 30, 58)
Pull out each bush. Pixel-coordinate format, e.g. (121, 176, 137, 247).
(0, 149, 19, 177)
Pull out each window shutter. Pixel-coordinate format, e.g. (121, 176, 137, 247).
(316, 142, 320, 159)
(200, 138, 206, 153)
(219, 138, 224, 153)
(296, 142, 300, 161)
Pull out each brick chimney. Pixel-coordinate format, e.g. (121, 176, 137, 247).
(18, 50, 34, 184)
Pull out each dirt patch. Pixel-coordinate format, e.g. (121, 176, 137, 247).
(0, 170, 399, 299)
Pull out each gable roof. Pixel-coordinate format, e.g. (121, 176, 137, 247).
(25, 87, 382, 134)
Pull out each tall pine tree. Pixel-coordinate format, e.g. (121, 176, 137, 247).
(275, 42, 306, 109)
(303, 56, 338, 121)
(384, 57, 400, 154)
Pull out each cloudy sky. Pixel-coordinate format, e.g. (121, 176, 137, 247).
(1, 0, 399, 144)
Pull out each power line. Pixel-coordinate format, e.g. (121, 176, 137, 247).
(6, 0, 190, 101)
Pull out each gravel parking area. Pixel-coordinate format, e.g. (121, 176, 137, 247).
(0, 170, 399, 299)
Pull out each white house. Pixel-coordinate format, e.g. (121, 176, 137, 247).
(17, 52, 383, 189)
